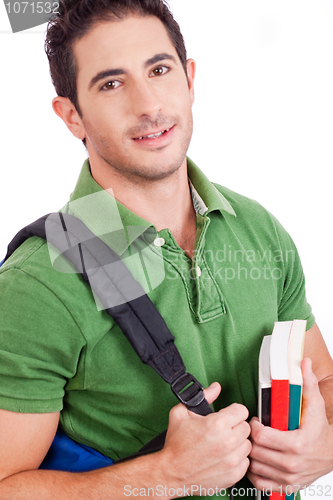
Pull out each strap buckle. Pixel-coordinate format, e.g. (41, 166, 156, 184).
(171, 372, 205, 408)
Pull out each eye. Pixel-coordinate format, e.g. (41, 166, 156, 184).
(150, 65, 170, 77)
(101, 80, 122, 91)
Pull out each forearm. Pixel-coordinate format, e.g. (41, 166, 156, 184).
(319, 375, 333, 425)
(0, 386, 252, 499)
(0, 452, 173, 500)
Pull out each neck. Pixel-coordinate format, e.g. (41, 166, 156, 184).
(90, 156, 197, 259)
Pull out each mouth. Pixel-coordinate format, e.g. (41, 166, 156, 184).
(132, 126, 174, 142)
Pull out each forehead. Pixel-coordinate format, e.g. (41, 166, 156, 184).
(74, 15, 178, 82)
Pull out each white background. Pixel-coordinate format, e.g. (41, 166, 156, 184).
(0, 1, 333, 496)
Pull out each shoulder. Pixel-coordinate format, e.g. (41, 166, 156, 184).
(1, 235, 73, 294)
(1, 235, 50, 274)
(213, 183, 273, 220)
(211, 183, 301, 260)
(0, 235, 80, 318)
(214, 182, 285, 230)
(0, 234, 112, 338)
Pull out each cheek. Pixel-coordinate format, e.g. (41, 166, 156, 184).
(84, 108, 117, 138)
(172, 85, 194, 113)
(176, 95, 194, 128)
(94, 100, 130, 135)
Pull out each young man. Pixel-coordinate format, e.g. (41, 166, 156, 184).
(0, 1, 332, 498)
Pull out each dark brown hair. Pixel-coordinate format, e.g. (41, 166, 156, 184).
(45, 0, 187, 116)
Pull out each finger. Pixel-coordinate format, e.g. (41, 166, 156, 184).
(248, 466, 307, 495)
(250, 418, 290, 452)
(228, 443, 252, 474)
(170, 382, 220, 418)
(250, 438, 289, 469)
(300, 357, 326, 425)
(233, 420, 252, 446)
(219, 402, 249, 428)
(249, 449, 289, 478)
(218, 440, 251, 486)
(203, 382, 221, 405)
(203, 384, 249, 428)
(247, 470, 286, 494)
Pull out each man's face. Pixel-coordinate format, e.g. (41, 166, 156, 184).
(73, 15, 195, 183)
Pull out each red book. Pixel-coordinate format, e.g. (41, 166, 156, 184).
(271, 379, 289, 430)
(269, 321, 293, 500)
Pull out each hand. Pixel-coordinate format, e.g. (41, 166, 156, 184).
(160, 382, 252, 492)
(248, 358, 333, 494)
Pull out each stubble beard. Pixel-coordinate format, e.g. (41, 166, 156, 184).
(86, 113, 193, 184)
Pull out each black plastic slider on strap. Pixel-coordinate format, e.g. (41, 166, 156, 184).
(171, 372, 213, 416)
(120, 373, 212, 462)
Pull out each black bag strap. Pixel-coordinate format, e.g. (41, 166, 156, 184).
(4, 214, 238, 498)
(3, 213, 212, 418)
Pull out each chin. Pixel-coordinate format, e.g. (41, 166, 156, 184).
(90, 136, 189, 184)
(134, 155, 186, 181)
(124, 163, 181, 183)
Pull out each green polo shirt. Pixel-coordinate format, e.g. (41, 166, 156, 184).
(0, 158, 314, 498)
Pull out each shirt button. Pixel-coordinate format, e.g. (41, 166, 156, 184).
(190, 265, 202, 279)
(153, 237, 165, 247)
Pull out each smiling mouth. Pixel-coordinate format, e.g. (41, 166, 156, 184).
(133, 128, 172, 140)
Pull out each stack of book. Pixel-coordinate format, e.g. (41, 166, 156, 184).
(258, 319, 307, 500)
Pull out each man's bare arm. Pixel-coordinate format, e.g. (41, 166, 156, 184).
(303, 322, 333, 423)
(0, 383, 252, 500)
(0, 409, 60, 482)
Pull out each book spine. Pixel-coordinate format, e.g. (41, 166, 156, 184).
(270, 379, 289, 500)
(261, 387, 271, 427)
(285, 384, 302, 500)
(260, 387, 271, 500)
(271, 379, 289, 431)
(288, 384, 301, 431)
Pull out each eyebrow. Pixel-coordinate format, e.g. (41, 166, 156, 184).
(144, 52, 177, 68)
(88, 53, 177, 90)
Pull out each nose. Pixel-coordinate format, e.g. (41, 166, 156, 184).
(129, 79, 162, 120)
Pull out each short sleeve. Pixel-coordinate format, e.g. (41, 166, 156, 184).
(274, 218, 315, 330)
(0, 267, 86, 413)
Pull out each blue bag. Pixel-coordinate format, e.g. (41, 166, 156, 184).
(40, 430, 114, 472)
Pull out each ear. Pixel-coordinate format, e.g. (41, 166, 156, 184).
(52, 96, 86, 140)
(186, 58, 196, 106)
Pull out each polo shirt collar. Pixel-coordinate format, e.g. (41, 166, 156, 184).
(187, 158, 236, 217)
(67, 157, 236, 255)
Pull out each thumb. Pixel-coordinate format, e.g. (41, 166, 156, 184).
(203, 381, 221, 405)
(168, 382, 221, 425)
(300, 357, 326, 424)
